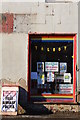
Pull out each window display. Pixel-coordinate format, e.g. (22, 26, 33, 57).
(30, 35, 74, 101)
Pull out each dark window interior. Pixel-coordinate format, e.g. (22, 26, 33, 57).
(30, 40, 73, 95)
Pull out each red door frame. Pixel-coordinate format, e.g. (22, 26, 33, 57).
(27, 33, 77, 103)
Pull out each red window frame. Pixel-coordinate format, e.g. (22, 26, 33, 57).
(27, 33, 77, 103)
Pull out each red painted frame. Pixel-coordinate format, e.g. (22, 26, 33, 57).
(27, 33, 77, 103)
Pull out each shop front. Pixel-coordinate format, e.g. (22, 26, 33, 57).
(28, 34, 77, 103)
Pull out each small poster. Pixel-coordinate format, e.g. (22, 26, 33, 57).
(59, 84, 73, 94)
(37, 62, 44, 72)
(45, 62, 58, 72)
(31, 72, 37, 80)
(60, 63, 67, 73)
(64, 73, 71, 83)
(1, 87, 18, 112)
(37, 73, 45, 85)
(47, 72, 54, 82)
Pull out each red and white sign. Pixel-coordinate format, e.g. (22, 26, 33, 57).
(59, 84, 73, 94)
(45, 62, 58, 72)
(1, 86, 18, 112)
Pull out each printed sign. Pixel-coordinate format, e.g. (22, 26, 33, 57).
(59, 84, 73, 94)
(37, 62, 44, 72)
(60, 63, 67, 73)
(64, 73, 71, 83)
(31, 72, 37, 80)
(1, 87, 18, 112)
(45, 62, 58, 72)
(37, 73, 45, 85)
(47, 72, 54, 82)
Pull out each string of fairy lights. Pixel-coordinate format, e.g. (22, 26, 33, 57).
(33, 44, 74, 58)
(34, 44, 72, 52)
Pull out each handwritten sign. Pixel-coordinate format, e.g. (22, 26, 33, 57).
(59, 84, 73, 94)
(45, 62, 58, 72)
(1, 87, 18, 112)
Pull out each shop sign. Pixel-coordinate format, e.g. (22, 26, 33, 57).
(64, 73, 71, 83)
(37, 62, 44, 72)
(1, 87, 18, 112)
(37, 73, 45, 85)
(31, 72, 37, 80)
(47, 72, 54, 82)
(45, 62, 58, 72)
(59, 84, 73, 94)
(60, 63, 67, 73)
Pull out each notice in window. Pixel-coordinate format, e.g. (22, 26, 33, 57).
(47, 72, 54, 82)
(37, 73, 45, 85)
(45, 62, 58, 72)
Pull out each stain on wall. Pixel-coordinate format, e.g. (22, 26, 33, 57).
(0, 13, 13, 33)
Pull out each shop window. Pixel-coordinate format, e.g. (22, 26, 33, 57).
(28, 34, 76, 103)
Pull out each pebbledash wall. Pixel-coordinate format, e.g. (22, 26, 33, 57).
(0, 1, 80, 113)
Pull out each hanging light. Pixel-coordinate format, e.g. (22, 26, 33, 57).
(47, 48, 50, 52)
(58, 47, 61, 52)
(53, 48, 55, 52)
(41, 47, 44, 51)
(35, 46, 37, 50)
(64, 46, 67, 50)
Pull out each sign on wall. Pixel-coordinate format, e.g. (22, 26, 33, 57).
(60, 63, 67, 73)
(59, 84, 73, 94)
(37, 62, 44, 72)
(47, 72, 54, 82)
(64, 73, 71, 83)
(45, 62, 58, 72)
(1, 86, 18, 112)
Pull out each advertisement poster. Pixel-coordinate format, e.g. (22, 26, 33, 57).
(1, 87, 18, 112)
(64, 73, 71, 83)
(37, 62, 44, 72)
(47, 72, 54, 82)
(31, 72, 37, 80)
(37, 73, 45, 85)
(59, 84, 73, 94)
(45, 62, 58, 72)
(60, 63, 67, 73)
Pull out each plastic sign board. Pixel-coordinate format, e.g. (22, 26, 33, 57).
(59, 84, 73, 94)
(37, 73, 45, 85)
(37, 62, 44, 72)
(45, 62, 58, 72)
(47, 72, 54, 82)
(1, 86, 18, 112)
(60, 63, 67, 74)
(64, 73, 71, 83)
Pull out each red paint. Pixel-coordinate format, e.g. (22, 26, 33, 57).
(27, 34, 30, 101)
(73, 35, 77, 103)
(0, 13, 13, 33)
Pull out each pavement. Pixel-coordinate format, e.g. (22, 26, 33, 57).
(1, 112, 80, 120)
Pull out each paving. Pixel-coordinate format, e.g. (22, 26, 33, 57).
(0, 112, 80, 120)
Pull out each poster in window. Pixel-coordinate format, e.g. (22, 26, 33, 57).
(64, 73, 71, 83)
(31, 72, 37, 80)
(45, 62, 58, 72)
(37, 73, 45, 85)
(59, 84, 73, 94)
(60, 63, 67, 74)
(37, 62, 44, 72)
(47, 72, 54, 82)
